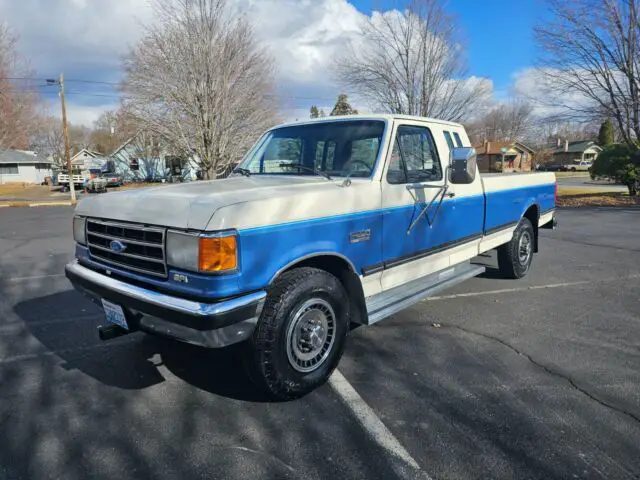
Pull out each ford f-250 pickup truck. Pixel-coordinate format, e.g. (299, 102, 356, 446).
(65, 115, 557, 399)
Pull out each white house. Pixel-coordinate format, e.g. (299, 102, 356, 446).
(0, 150, 53, 185)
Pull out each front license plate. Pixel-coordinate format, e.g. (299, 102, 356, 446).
(101, 299, 129, 330)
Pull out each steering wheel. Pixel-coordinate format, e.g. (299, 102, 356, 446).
(342, 159, 372, 176)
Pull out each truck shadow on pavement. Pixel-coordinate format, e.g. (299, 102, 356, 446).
(13, 290, 272, 402)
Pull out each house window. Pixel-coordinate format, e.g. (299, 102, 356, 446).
(0, 163, 19, 175)
(130, 158, 139, 171)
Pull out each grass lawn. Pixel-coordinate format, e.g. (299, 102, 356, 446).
(553, 171, 591, 178)
(0, 184, 64, 199)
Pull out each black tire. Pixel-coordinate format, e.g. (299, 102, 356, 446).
(247, 267, 350, 400)
(497, 217, 535, 279)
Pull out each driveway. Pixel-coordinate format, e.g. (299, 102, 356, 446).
(0, 207, 638, 479)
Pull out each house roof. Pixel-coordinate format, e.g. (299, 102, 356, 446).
(70, 148, 101, 162)
(472, 141, 535, 155)
(0, 150, 52, 165)
(553, 141, 602, 154)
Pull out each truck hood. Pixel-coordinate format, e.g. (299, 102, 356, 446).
(74, 176, 334, 230)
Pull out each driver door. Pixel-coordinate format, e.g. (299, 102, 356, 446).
(380, 123, 450, 291)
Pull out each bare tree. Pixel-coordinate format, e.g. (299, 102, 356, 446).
(335, 0, 490, 122)
(535, 0, 640, 147)
(38, 116, 65, 167)
(0, 24, 40, 150)
(121, 0, 279, 179)
(466, 101, 535, 144)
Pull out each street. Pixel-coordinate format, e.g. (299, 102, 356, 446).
(556, 175, 628, 193)
(1, 206, 639, 480)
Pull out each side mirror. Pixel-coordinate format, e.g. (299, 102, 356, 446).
(449, 147, 477, 184)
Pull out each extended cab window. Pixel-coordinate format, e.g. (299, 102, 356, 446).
(443, 131, 455, 150)
(387, 125, 442, 184)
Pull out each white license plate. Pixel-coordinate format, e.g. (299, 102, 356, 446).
(101, 299, 129, 330)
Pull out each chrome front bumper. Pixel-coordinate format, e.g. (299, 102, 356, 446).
(65, 260, 266, 348)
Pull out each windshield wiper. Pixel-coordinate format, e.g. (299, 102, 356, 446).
(232, 167, 251, 177)
(278, 163, 332, 181)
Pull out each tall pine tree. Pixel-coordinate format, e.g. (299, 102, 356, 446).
(330, 94, 358, 116)
(310, 105, 319, 118)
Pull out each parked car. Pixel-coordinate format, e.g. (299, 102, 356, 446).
(539, 163, 568, 172)
(65, 114, 557, 399)
(103, 173, 123, 187)
(569, 160, 593, 172)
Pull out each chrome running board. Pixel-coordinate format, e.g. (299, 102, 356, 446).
(365, 262, 485, 325)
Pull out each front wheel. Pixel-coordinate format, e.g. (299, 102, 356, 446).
(247, 267, 350, 400)
(497, 217, 534, 279)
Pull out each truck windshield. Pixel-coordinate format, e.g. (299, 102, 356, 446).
(238, 120, 386, 178)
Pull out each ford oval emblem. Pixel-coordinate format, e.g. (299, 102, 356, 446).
(109, 240, 127, 253)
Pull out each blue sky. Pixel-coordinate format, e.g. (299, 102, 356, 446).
(352, 0, 542, 96)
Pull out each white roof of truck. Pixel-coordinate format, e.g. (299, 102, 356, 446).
(277, 114, 464, 129)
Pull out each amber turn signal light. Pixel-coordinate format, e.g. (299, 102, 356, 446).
(198, 235, 237, 272)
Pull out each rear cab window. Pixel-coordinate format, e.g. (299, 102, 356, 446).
(453, 132, 463, 147)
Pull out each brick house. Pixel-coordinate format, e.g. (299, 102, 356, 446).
(472, 141, 535, 173)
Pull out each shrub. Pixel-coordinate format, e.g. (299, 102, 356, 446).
(590, 144, 639, 196)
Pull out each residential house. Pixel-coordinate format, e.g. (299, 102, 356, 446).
(70, 149, 101, 167)
(0, 150, 53, 185)
(111, 133, 201, 182)
(552, 140, 602, 167)
(472, 141, 535, 173)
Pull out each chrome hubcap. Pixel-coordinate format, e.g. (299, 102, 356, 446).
(518, 232, 532, 265)
(286, 299, 336, 373)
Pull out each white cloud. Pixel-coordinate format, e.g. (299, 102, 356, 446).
(2, 0, 493, 125)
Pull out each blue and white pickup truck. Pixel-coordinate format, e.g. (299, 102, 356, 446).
(65, 115, 557, 399)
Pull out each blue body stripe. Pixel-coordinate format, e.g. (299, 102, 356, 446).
(83, 183, 555, 299)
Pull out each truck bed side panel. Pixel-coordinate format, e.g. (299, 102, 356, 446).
(482, 173, 556, 232)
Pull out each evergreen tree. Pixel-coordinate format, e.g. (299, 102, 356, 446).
(319, 109, 326, 117)
(330, 94, 358, 116)
(310, 105, 319, 118)
(598, 119, 615, 146)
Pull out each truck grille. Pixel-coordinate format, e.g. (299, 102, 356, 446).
(86, 219, 167, 278)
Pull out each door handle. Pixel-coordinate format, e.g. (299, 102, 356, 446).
(446, 192, 456, 198)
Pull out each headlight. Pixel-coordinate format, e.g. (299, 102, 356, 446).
(73, 216, 86, 245)
(167, 231, 238, 273)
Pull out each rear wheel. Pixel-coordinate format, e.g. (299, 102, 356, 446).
(247, 267, 350, 400)
(498, 217, 534, 279)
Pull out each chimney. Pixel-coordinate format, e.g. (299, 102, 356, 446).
(564, 139, 569, 152)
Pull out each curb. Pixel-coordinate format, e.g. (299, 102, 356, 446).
(0, 201, 76, 208)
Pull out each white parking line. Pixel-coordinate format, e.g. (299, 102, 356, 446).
(28, 202, 73, 207)
(329, 369, 428, 477)
(426, 274, 640, 301)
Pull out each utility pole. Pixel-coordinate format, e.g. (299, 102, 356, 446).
(59, 73, 76, 201)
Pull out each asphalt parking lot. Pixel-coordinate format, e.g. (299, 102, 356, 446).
(1, 206, 639, 480)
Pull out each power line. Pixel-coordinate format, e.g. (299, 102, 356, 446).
(4, 76, 338, 103)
